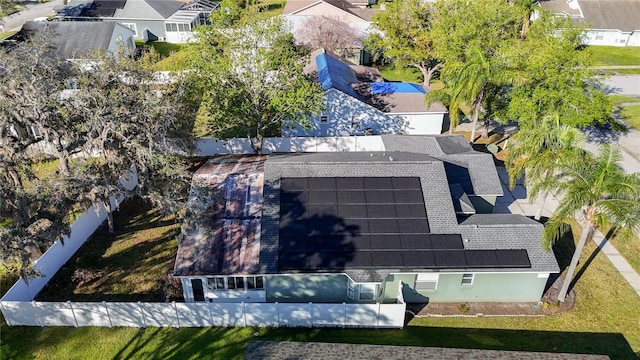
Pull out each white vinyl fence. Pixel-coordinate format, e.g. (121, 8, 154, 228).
(0, 301, 406, 328)
(194, 136, 386, 156)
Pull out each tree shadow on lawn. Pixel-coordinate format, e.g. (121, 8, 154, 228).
(35, 197, 182, 302)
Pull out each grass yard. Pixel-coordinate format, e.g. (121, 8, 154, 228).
(35, 197, 182, 302)
(589, 46, 640, 66)
(379, 64, 423, 83)
(620, 105, 640, 130)
(609, 95, 640, 105)
(4, 221, 640, 359)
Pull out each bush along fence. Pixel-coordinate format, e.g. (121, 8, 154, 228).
(0, 301, 406, 328)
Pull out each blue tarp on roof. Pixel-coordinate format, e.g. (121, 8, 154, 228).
(370, 82, 426, 95)
(315, 53, 362, 99)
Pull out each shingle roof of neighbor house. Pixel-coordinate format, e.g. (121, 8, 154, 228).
(62, 0, 184, 19)
(577, 0, 640, 32)
(312, 51, 447, 114)
(174, 137, 559, 281)
(16, 21, 126, 59)
(244, 341, 611, 360)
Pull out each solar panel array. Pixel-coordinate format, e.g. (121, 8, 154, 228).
(278, 177, 531, 271)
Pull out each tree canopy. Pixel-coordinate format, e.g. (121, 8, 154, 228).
(364, 0, 440, 88)
(185, 15, 325, 152)
(0, 38, 193, 277)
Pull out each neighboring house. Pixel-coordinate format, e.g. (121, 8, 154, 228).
(538, 0, 640, 46)
(10, 21, 136, 60)
(55, 0, 218, 43)
(173, 135, 559, 305)
(283, 51, 447, 137)
(283, 0, 377, 64)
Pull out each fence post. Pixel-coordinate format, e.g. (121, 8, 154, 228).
(103, 301, 113, 328)
(275, 302, 279, 327)
(343, 302, 347, 328)
(208, 299, 214, 326)
(308, 302, 313, 328)
(242, 302, 247, 327)
(138, 301, 147, 328)
(33, 301, 45, 327)
(173, 301, 180, 328)
(376, 303, 381, 329)
(68, 301, 78, 327)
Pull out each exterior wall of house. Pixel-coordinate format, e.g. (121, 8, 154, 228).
(107, 24, 136, 56)
(383, 272, 550, 303)
(115, 19, 167, 41)
(469, 195, 497, 214)
(284, 89, 405, 137)
(627, 31, 640, 46)
(180, 276, 267, 303)
(398, 113, 446, 135)
(266, 274, 351, 303)
(582, 29, 632, 46)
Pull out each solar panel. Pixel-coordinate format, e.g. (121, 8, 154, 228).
(336, 177, 364, 189)
(395, 204, 427, 218)
(337, 191, 366, 203)
(366, 204, 396, 218)
(397, 219, 430, 233)
(278, 177, 532, 272)
(496, 249, 531, 267)
(465, 250, 499, 267)
(308, 191, 337, 204)
(369, 235, 401, 249)
(371, 251, 403, 267)
(403, 251, 436, 267)
(434, 250, 467, 268)
(365, 191, 396, 203)
(431, 234, 464, 249)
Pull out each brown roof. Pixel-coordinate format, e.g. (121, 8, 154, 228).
(579, 0, 640, 32)
(173, 155, 266, 276)
(283, 0, 377, 21)
(353, 83, 448, 114)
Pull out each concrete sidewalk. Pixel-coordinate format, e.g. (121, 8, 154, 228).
(495, 166, 640, 298)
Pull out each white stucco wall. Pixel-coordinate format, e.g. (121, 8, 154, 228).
(399, 113, 445, 135)
(108, 23, 136, 56)
(582, 29, 633, 46)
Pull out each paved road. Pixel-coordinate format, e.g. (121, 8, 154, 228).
(1, 0, 64, 33)
(602, 75, 640, 96)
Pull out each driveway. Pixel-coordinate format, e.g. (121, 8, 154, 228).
(1, 0, 64, 33)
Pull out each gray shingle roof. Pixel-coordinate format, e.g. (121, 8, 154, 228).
(382, 135, 503, 196)
(259, 151, 558, 277)
(18, 21, 119, 59)
(578, 0, 640, 32)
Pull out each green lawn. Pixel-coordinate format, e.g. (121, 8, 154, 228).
(609, 95, 640, 105)
(589, 46, 640, 66)
(35, 197, 182, 302)
(3, 221, 640, 359)
(379, 64, 424, 83)
(620, 105, 640, 130)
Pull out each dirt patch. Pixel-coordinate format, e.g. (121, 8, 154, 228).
(408, 274, 575, 317)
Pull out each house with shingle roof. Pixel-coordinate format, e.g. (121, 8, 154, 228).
(55, 0, 217, 43)
(283, 51, 448, 137)
(283, 0, 378, 63)
(11, 21, 136, 60)
(173, 136, 559, 304)
(538, 0, 640, 46)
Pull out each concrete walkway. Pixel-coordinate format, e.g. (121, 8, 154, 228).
(495, 166, 640, 298)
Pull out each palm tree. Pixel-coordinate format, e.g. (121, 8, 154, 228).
(429, 48, 516, 142)
(528, 144, 640, 302)
(506, 116, 585, 220)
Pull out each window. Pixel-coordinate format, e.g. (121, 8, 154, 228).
(191, 279, 205, 301)
(246, 276, 265, 290)
(347, 280, 355, 299)
(595, 33, 605, 40)
(461, 273, 474, 286)
(207, 277, 225, 291)
(178, 23, 190, 32)
(320, 115, 328, 123)
(227, 277, 237, 289)
(415, 273, 438, 291)
(358, 283, 377, 301)
(165, 23, 178, 32)
(122, 23, 138, 37)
